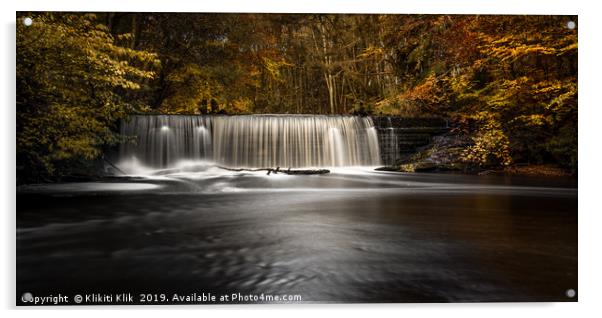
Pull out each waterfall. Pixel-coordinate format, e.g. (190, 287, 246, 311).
(386, 117, 400, 166)
(119, 115, 382, 170)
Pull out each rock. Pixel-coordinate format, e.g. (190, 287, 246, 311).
(478, 170, 496, 176)
(374, 166, 400, 172)
(391, 133, 474, 173)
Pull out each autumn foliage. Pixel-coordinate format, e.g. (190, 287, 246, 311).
(16, 13, 577, 181)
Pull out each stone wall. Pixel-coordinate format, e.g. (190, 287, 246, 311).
(371, 117, 449, 166)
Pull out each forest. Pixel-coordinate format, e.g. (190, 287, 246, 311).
(16, 12, 577, 181)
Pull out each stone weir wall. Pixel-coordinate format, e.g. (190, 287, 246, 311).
(371, 117, 450, 166)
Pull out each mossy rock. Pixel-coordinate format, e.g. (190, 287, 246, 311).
(400, 162, 436, 172)
(399, 162, 467, 172)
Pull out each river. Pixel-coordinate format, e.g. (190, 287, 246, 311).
(17, 166, 577, 303)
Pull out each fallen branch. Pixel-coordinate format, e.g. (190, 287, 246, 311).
(102, 156, 127, 175)
(216, 165, 329, 175)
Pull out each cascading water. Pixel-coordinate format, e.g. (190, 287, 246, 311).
(119, 115, 213, 168)
(119, 115, 381, 171)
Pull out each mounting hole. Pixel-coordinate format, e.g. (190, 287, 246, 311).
(22, 17, 33, 27)
(567, 21, 576, 30)
(566, 288, 576, 298)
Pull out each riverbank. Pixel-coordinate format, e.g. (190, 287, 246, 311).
(376, 162, 574, 177)
(375, 133, 575, 178)
(377, 164, 574, 178)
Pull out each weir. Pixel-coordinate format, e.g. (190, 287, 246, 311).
(119, 115, 382, 169)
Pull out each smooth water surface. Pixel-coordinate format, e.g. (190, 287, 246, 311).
(17, 167, 577, 303)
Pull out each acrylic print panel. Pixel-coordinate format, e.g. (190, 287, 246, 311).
(15, 12, 577, 305)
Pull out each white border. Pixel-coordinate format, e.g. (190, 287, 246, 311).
(7, 0, 581, 14)
(3, 1, 601, 318)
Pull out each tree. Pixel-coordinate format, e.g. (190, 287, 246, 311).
(17, 13, 159, 181)
(16, 13, 578, 177)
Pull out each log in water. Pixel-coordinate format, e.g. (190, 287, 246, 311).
(119, 115, 381, 170)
